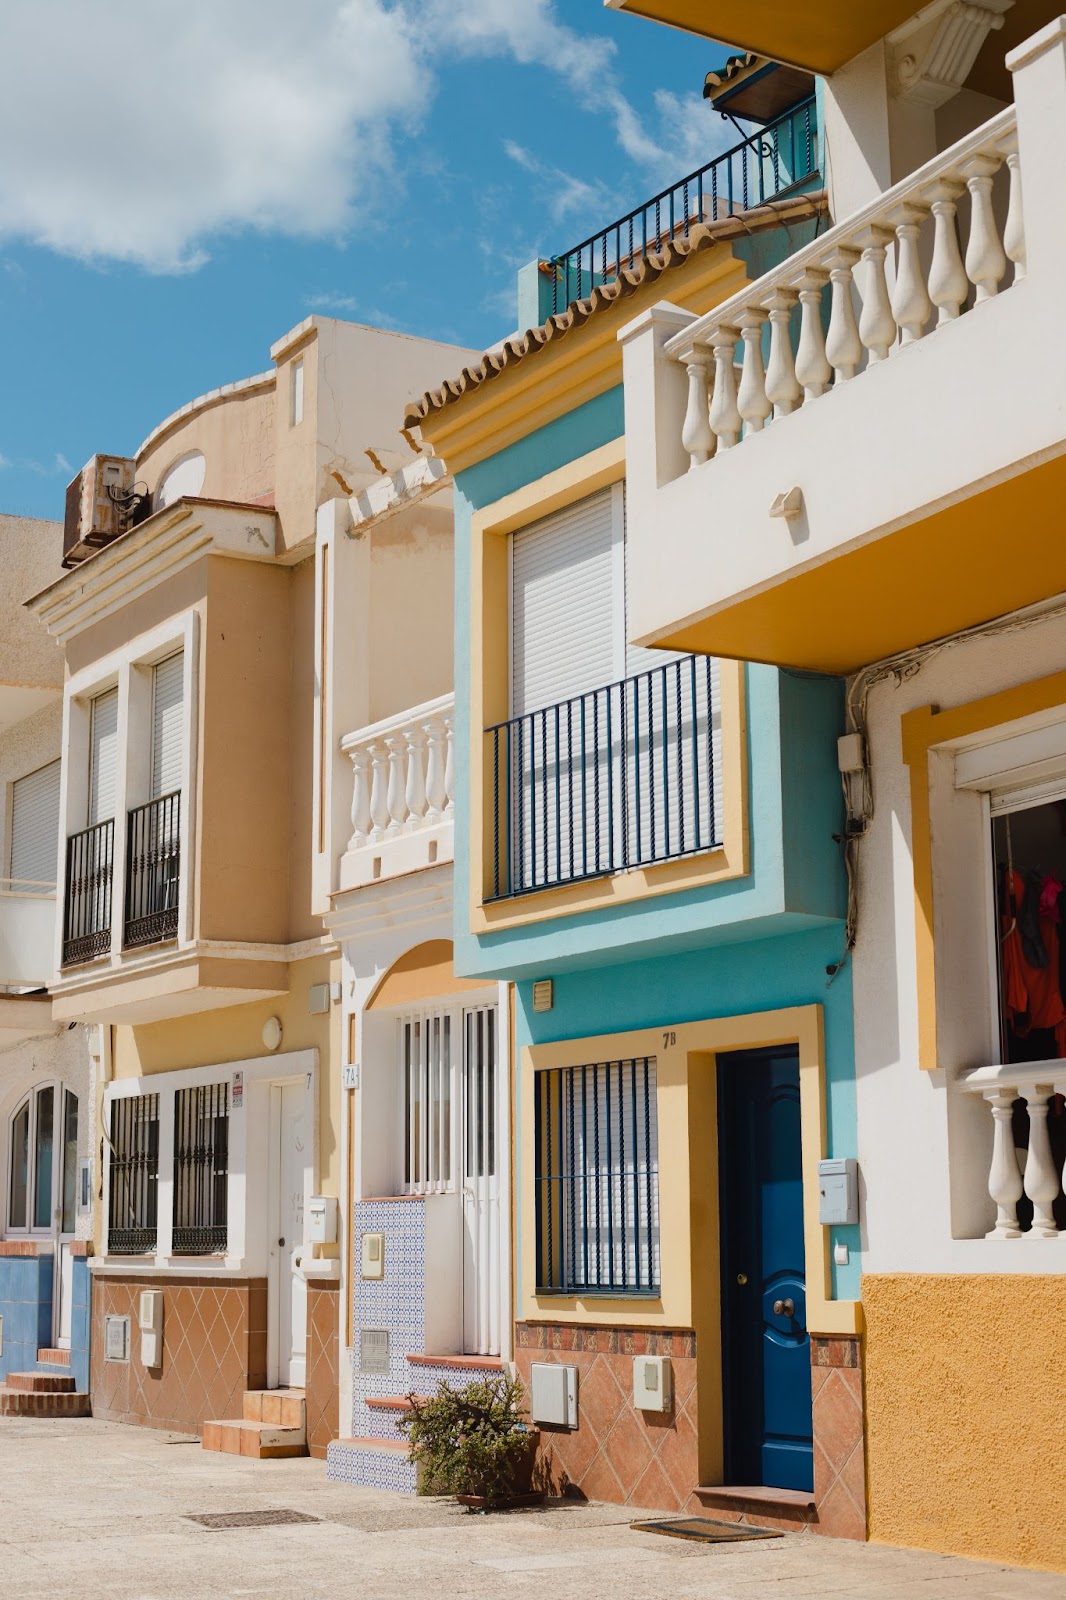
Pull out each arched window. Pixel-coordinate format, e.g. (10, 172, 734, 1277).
(7, 1085, 79, 1236)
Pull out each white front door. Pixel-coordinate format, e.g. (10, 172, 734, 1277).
(269, 1081, 308, 1388)
(462, 1005, 500, 1357)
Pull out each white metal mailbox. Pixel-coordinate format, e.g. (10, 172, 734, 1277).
(529, 1363, 577, 1428)
(818, 1157, 859, 1226)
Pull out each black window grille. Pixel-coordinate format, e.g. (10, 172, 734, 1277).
(125, 792, 180, 949)
(487, 654, 718, 899)
(107, 1093, 159, 1255)
(62, 818, 114, 965)
(173, 1083, 229, 1255)
(535, 1057, 660, 1296)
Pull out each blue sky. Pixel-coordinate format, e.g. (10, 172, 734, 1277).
(0, 2, 735, 521)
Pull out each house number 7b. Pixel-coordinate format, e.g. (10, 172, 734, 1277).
(662, 1031, 676, 1049)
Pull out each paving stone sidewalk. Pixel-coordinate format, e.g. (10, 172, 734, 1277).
(0, 1416, 1058, 1600)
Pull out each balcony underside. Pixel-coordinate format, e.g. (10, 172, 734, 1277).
(0, 993, 53, 1046)
(610, 1, 920, 72)
(658, 451, 1066, 676)
(50, 952, 289, 1024)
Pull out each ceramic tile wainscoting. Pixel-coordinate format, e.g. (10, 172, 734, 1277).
(514, 1323, 699, 1511)
(91, 1274, 267, 1433)
(305, 1280, 339, 1460)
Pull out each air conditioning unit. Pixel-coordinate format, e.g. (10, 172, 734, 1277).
(62, 454, 142, 567)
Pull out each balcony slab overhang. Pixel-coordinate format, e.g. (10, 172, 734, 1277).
(0, 993, 55, 1046)
(50, 951, 289, 1025)
(607, 0, 920, 72)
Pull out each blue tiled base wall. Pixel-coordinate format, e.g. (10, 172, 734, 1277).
(0, 1251, 91, 1392)
(325, 1199, 491, 1494)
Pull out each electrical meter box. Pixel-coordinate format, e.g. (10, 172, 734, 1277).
(361, 1231, 385, 1279)
(529, 1363, 578, 1427)
(633, 1354, 672, 1413)
(138, 1289, 163, 1369)
(818, 1157, 859, 1225)
(307, 1195, 338, 1245)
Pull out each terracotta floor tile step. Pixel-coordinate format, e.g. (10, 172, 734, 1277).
(694, 1484, 816, 1520)
(333, 1435, 409, 1452)
(201, 1419, 307, 1460)
(0, 1384, 90, 1418)
(36, 1349, 71, 1366)
(6, 1372, 75, 1394)
(242, 1389, 306, 1428)
(407, 1354, 503, 1370)
(365, 1396, 417, 1412)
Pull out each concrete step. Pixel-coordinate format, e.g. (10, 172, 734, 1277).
(36, 1348, 71, 1367)
(6, 1372, 75, 1394)
(201, 1419, 307, 1460)
(242, 1388, 305, 1429)
(0, 1382, 90, 1418)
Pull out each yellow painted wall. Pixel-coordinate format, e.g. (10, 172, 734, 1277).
(102, 953, 343, 1249)
(864, 1274, 1066, 1572)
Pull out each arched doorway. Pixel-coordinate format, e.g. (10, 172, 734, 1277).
(7, 1081, 81, 1347)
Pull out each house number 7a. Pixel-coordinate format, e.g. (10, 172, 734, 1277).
(662, 1031, 676, 1049)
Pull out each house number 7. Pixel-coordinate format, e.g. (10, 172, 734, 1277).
(662, 1031, 676, 1049)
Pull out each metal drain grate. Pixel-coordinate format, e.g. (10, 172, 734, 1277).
(632, 1516, 782, 1544)
(186, 1509, 320, 1530)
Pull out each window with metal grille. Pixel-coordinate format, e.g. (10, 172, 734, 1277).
(107, 1094, 159, 1255)
(534, 1057, 660, 1296)
(401, 1011, 454, 1194)
(172, 1083, 229, 1254)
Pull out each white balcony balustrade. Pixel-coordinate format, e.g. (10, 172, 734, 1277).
(961, 1065, 1066, 1242)
(340, 695, 454, 891)
(669, 108, 1023, 470)
(0, 877, 57, 989)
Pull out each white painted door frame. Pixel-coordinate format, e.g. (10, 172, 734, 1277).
(265, 1064, 316, 1390)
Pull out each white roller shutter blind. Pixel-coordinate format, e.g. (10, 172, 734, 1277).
(151, 652, 184, 799)
(10, 759, 61, 892)
(511, 488, 619, 716)
(89, 688, 119, 825)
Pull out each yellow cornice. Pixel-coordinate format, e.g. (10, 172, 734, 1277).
(420, 244, 751, 476)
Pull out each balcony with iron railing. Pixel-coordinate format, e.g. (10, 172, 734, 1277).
(486, 654, 719, 901)
(618, 20, 1066, 677)
(545, 95, 819, 318)
(339, 694, 455, 893)
(62, 793, 181, 967)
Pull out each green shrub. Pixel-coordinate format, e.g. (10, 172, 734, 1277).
(397, 1373, 536, 1500)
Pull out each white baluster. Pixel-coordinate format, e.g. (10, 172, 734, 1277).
(1001, 136, 1026, 283)
(423, 717, 446, 822)
(737, 310, 771, 434)
(763, 289, 801, 417)
(679, 346, 715, 468)
(708, 326, 742, 449)
(443, 716, 455, 816)
(961, 153, 1006, 302)
(984, 1089, 1023, 1239)
(348, 746, 372, 848)
(889, 205, 932, 344)
(824, 247, 862, 383)
(794, 271, 832, 400)
(385, 735, 406, 833)
(925, 180, 968, 324)
(368, 741, 390, 842)
(856, 226, 896, 364)
(1022, 1090, 1060, 1238)
(404, 726, 427, 828)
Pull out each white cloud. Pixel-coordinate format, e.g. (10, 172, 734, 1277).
(307, 291, 360, 314)
(0, 1, 427, 272)
(0, 453, 10, 470)
(22, 452, 72, 478)
(0, 0, 728, 275)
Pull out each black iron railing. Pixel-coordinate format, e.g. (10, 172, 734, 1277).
(535, 1057, 659, 1296)
(546, 95, 818, 316)
(124, 792, 180, 949)
(62, 818, 114, 966)
(487, 654, 718, 900)
(108, 1092, 159, 1255)
(172, 1082, 228, 1255)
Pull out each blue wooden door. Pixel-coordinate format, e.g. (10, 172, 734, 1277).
(718, 1046, 813, 1492)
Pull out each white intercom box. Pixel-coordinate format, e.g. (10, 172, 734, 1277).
(361, 1231, 385, 1280)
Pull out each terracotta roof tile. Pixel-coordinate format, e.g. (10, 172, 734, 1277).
(405, 188, 828, 429)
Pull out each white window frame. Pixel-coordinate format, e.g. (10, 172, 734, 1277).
(56, 610, 199, 976)
(5, 1081, 79, 1239)
(100, 1048, 317, 1275)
